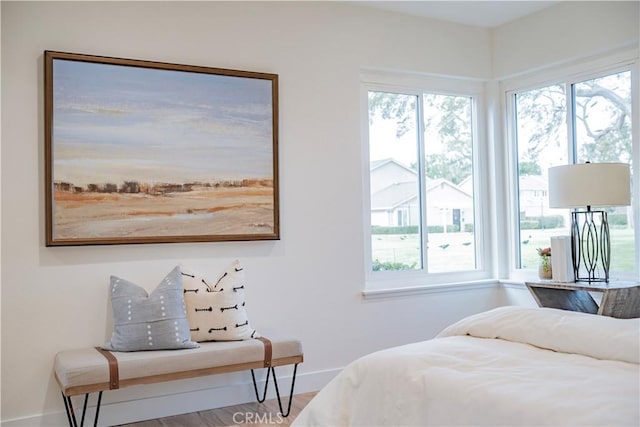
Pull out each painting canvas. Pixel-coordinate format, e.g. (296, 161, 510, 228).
(44, 51, 279, 246)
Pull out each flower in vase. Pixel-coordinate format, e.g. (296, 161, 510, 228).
(537, 247, 551, 257)
(537, 247, 552, 279)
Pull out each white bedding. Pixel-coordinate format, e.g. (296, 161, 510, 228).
(293, 307, 640, 426)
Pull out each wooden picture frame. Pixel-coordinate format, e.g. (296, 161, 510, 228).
(44, 51, 279, 246)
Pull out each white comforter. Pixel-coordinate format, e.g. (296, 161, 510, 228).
(293, 306, 640, 426)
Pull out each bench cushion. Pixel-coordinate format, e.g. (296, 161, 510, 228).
(55, 331, 303, 396)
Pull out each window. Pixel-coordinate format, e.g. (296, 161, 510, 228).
(362, 72, 489, 289)
(368, 91, 421, 272)
(508, 67, 637, 279)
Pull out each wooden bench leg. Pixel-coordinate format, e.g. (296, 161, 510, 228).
(61, 391, 103, 427)
(250, 363, 299, 417)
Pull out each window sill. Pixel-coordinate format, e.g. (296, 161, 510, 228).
(361, 279, 498, 300)
(498, 279, 528, 288)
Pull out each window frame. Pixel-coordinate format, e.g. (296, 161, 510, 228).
(501, 50, 640, 282)
(361, 69, 493, 291)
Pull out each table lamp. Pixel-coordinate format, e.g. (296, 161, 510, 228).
(548, 162, 630, 283)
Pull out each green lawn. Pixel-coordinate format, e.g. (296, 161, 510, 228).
(519, 228, 636, 272)
(372, 230, 475, 271)
(372, 227, 636, 273)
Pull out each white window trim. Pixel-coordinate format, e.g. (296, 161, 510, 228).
(362, 279, 498, 300)
(500, 48, 640, 283)
(361, 69, 493, 292)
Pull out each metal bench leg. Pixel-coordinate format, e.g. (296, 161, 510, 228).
(62, 393, 77, 427)
(251, 366, 271, 403)
(250, 364, 299, 417)
(93, 391, 103, 427)
(61, 392, 103, 427)
(271, 364, 299, 417)
(80, 394, 88, 427)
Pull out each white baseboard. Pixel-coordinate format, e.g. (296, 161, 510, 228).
(2, 368, 340, 427)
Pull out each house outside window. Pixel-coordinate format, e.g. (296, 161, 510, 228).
(362, 71, 491, 289)
(505, 60, 638, 280)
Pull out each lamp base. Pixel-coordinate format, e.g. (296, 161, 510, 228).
(570, 209, 610, 283)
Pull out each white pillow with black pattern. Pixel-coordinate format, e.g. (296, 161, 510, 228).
(181, 260, 259, 342)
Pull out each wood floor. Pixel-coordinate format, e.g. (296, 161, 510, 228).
(117, 392, 316, 427)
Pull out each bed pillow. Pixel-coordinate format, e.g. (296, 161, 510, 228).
(102, 266, 199, 352)
(181, 260, 258, 342)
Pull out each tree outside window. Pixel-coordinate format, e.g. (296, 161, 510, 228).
(367, 90, 478, 273)
(513, 70, 635, 275)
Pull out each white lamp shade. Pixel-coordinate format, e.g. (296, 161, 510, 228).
(548, 162, 631, 208)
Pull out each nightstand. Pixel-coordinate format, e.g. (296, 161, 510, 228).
(525, 281, 640, 319)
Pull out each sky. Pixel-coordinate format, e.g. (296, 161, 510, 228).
(52, 58, 275, 186)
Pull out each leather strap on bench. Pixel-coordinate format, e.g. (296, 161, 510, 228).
(95, 347, 119, 390)
(255, 337, 272, 368)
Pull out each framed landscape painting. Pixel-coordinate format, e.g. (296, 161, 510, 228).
(44, 51, 279, 246)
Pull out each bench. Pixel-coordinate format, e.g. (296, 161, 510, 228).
(54, 332, 303, 427)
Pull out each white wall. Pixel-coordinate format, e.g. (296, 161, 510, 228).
(2, 1, 637, 425)
(1, 2, 498, 425)
(492, 1, 639, 78)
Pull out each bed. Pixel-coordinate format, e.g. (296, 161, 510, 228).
(293, 306, 640, 426)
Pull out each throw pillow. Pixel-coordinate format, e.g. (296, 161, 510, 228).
(103, 266, 199, 352)
(181, 260, 258, 342)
